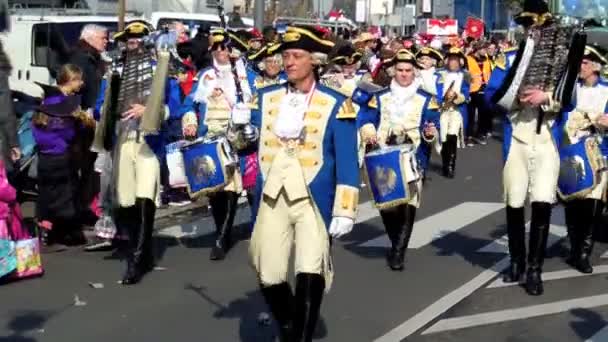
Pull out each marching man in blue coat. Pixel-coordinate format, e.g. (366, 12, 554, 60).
(180, 28, 253, 261)
(358, 49, 440, 271)
(558, 44, 608, 274)
(436, 47, 470, 178)
(247, 42, 287, 95)
(248, 26, 359, 342)
(486, 0, 567, 296)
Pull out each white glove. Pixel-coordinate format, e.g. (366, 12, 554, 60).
(328, 217, 355, 238)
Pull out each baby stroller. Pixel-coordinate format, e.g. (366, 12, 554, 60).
(11, 90, 40, 203)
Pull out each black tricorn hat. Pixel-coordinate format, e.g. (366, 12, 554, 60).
(331, 44, 363, 65)
(583, 44, 608, 66)
(415, 47, 444, 63)
(210, 28, 250, 53)
(38, 94, 81, 117)
(514, 0, 552, 27)
(248, 43, 281, 63)
(384, 49, 419, 68)
(275, 26, 335, 55)
(113, 20, 154, 42)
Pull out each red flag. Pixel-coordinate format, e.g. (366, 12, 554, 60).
(464, 16, 485, 40)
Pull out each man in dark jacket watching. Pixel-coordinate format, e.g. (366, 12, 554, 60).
(69, 24, 108, 235)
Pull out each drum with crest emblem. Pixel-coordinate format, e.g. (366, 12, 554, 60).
(558, 137, 607, 200)
(181, 138, 236, 197)
(363, 144, 420, 209)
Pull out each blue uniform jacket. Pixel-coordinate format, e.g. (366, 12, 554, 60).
(358, 87, 440, 173)
(484, 49, 563, 163)
(95, 76, 181, 158)
(435, 71, 470, 133)
(250, 83, 360, 228)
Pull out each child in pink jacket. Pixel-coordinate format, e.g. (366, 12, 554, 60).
(0, 159, 17, 240)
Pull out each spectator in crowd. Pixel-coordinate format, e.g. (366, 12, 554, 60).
(171, 21, 190, 43)
(34, 64, 93, 250)
(487, 40, 499, 67)
(465, 41, 492, 146)
(69, 24, 108, 227)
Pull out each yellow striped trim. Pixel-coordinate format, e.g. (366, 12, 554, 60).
(284, 26, 335, 48)
(260, 155, 275, 163)
(263, 139, 282, 148)
(305, 126, 319, 134)
(299, 157, 320, 167)
(305, 111, 322, 120)
(312, 98, 329, 106)
(302, 141, 318, 150)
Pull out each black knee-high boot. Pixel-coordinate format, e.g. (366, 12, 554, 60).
(293, 273, 325, 342)
(381, 204, 416, 271)
(261, 283, 295, 342)
(122, 198, 156, 285)
(570, 199, 603, 274)
(209, 191, 239, 260)
(380, 206, 401, 262)
(441, 139, 450, 178)
(525, 202, 552, 296)
(442, 134, 457, 178)
(504, 206, 526, 283)
(565, 201, 582, 269)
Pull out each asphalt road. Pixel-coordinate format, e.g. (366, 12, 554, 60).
(2, 138, 608, 342)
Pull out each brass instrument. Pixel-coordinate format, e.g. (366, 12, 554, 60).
(440, 81, 456, 112)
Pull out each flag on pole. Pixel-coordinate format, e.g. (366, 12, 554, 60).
(464, 16, 485, 40)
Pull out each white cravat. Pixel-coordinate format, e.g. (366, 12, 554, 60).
(273, 83, 316, 139)
(419, 67, 437, 95)
(389, 79, 420, 124)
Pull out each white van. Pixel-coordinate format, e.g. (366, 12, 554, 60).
(148, 11, 253, 38)
(4, 12, 142, 96)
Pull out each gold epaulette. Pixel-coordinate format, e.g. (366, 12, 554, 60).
(428, 96, 440, 110)
(494, 53, 507, 70)
(367, 96, 378, 109)
(336, 98, 357, 119)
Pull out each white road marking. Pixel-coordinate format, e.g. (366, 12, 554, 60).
(360, 202, 503, 249)
(601, 250, 608, 259)
(586, 324, 608, 342)
(156, 219, 216, 239)
(374, 210, 568, 341)
(487, 265, 608, 289)
(374, 257, 511, 342)
(422, 294, 608, 335)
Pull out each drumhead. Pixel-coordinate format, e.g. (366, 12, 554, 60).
(365, 144, 415, 156)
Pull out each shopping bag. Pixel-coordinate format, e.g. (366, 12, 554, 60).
(0, 238, 16, 278)
(166, 140, 188, 188)
(12, 237, 43, 279)
(7, 202, 43, 280)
